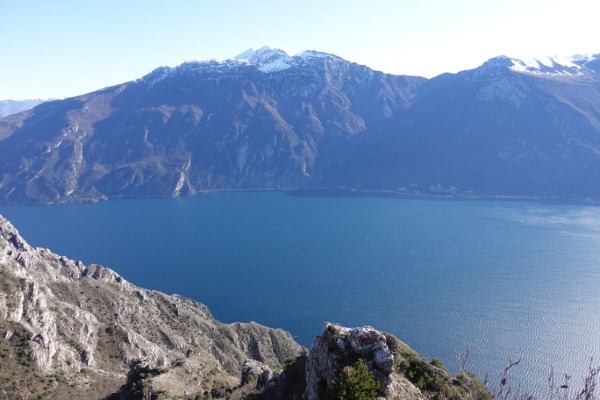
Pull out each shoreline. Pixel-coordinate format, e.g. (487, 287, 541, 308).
(285, 188, 600, 206)
(1, 187, 599, 207)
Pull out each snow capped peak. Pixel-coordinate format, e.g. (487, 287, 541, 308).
(143, 46, 342, 86)
(141, 47, 348, 86)
(230, 46, 336, 73)
(233, 47, 263, 60)
(233, 46, 295, 73)
(508, 54, 600, 77)
(297, 50, 331, 60)
(234, 46, 290, 60)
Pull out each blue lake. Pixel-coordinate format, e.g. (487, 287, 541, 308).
(2, 191, 600, 395)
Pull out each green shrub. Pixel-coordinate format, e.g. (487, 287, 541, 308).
(323, 359, 380, 400)
(430, 358, 445, 368)
(397, 355, 492, 400)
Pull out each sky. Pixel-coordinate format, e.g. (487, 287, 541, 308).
(1, 0, 599, 100)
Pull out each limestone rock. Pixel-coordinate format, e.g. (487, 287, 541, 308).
(305, 323, 420, 400)
(241, 359, 272, 388)
(0, 214, 303, 399)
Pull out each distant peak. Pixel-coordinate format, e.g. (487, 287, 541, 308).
(473, 53, 600, 78)
(232, 46, 294, 73)
(508, 54, 600, 77)
(142, 47, 349, 86)
(230, 46, 337, 73)
(234, 46, 291, 60)
(481, 55, 515, 69)
(297, 50, 332, 60)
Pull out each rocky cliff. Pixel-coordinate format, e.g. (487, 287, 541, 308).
(304, 324, 422, 400)
(0, 214, 302, 399)
(256, 323, 491, 400)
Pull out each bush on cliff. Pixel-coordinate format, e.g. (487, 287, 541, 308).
(323, 358, 380, 400)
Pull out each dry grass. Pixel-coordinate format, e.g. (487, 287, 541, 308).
(453, 350, 600, 400)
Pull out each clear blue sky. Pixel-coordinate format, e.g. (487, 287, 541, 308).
(1, 0, 598, 100)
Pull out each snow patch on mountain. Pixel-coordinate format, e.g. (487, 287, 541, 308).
(509, 54, 600, 77)
(231, 46, 334, 73)
(143, 46, 339, 86)
(233, 46, 294, 72)
(297, 50, 331, 60)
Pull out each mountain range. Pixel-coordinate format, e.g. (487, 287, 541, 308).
(1, 47, 600, 204)
(0, 99, 49, 118)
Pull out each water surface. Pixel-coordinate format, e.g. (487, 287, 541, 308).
(2, 192, 600, 395)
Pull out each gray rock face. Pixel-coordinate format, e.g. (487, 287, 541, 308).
(0, 214, 303, 398)
(305, 323, 398, 400)
(241, 359, 272, 388)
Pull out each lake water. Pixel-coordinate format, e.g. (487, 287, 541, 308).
(2, 191, 600, 395)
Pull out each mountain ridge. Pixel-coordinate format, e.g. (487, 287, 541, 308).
(0, 213, 303, 399)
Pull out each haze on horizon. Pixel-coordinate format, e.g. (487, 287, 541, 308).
(1, 0, 598, 100)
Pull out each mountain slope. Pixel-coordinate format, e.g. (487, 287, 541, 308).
(0, 48, 423, 203)
(0, 214, 302, 399)
(325, 54, 600, 200)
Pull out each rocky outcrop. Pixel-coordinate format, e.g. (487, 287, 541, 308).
(305, 323, 423, 400)
(241, 359, 273, 388)
(0, 214, 303, 399)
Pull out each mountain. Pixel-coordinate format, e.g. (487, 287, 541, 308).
(0, 47, 422, 204)
(1, 48, 600, 203)
(0, 99, 50, 118)
(323, 54, 600, 201)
